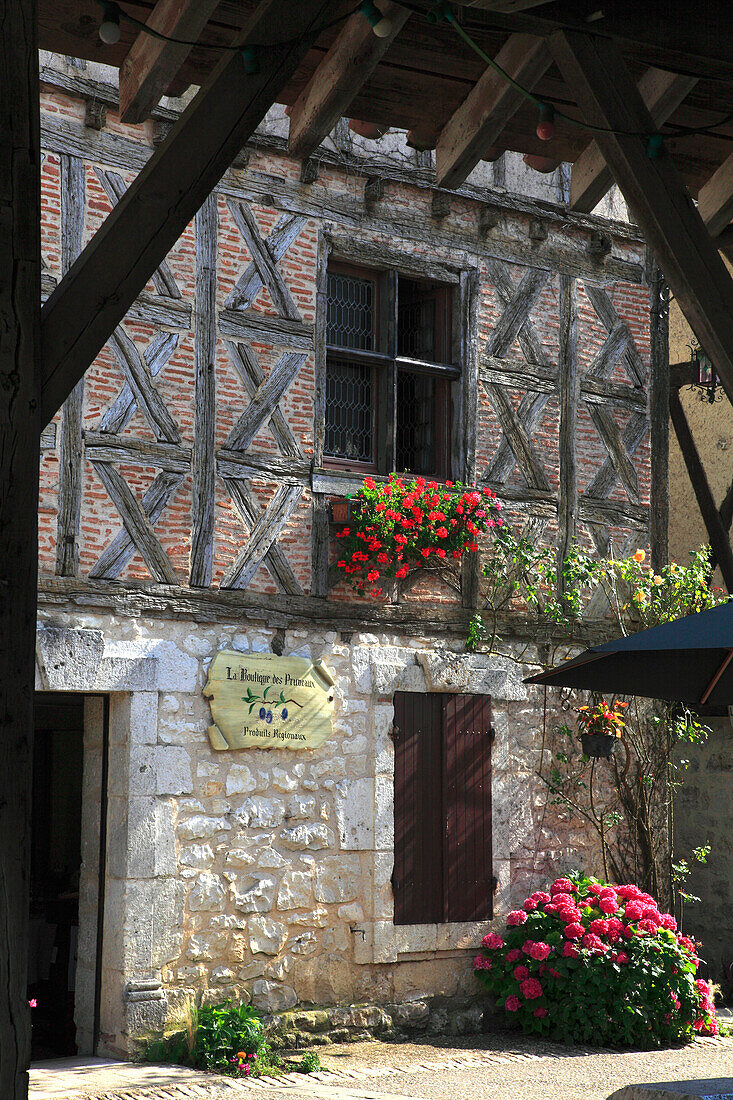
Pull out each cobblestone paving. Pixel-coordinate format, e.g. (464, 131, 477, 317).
(30, 1028, 733, 1100)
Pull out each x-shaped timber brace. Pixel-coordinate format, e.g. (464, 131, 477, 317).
(6, 5, 733, 1096)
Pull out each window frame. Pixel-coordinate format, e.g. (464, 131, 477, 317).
(323, 259, 459, 479)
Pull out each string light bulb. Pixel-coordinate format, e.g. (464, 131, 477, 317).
(647, 133, 664, 158)
(536, 103, 555, 142)
(98, 1, 121, 44)
(359, 0, 393, 38)
(240, 45, 260, 75)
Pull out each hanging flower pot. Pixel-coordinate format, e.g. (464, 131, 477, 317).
(580, 733, 617, 759)
(576, 699, 626, 758)
(329, 498, 360, 525)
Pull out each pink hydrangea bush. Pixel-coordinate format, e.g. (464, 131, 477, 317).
(474, 874, 718, 1048)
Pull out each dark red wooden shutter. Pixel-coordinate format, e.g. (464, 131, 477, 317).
(393, 692, 443, 925)
(443, 694, 493, 922)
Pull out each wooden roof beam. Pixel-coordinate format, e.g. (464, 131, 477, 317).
(288, 1, 410, 161)
(549, 29, 733, 406)
(697, 151, 733, 238)
(119, 0, 221, 124)
(569, 68, 698, 213)
(435, 33, 552, 189)
(41, 0, 333, 425)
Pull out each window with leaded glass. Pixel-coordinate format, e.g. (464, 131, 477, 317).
(324, 261, 457, 478)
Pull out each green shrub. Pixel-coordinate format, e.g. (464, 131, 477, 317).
(475, 873, 718, 1048)
(144, 1001, 271, 1076)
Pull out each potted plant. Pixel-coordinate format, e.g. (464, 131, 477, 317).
(576, 698, 627, 758)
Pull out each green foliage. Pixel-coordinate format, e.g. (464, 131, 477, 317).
(297, 1051, 322, 1073)
(474, 873, 719, 1048)
(473, 534, 727, 909)
(143, 1001, 270, 1076)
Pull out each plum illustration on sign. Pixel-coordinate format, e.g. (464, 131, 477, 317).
(203, 651, 335, 750)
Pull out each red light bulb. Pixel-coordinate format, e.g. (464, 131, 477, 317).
(536, 104, 555, 142)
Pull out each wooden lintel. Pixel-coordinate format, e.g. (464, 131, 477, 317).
(40, 0, 333, 426)
(119, 0, 221, 125)
(288, 1, 410, 161)
(549, 30, 733, 407)
(436, 34, 552, 190)
(570, 68, 698, 214)
(670, 389, 733, 592)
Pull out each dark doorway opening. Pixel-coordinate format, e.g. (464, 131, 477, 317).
(29, 693, 86, 1059)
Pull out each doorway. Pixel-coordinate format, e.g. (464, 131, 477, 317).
(29, 693, 86, 1058)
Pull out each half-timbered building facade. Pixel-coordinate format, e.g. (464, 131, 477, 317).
(31, 62, 664, 1057)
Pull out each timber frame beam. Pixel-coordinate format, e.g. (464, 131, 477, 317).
(569, 68, 698, 214)
(119, 0, 221, 124)
(287, 1, 410, 161)
(548, 29, 733, 408)
(40, 0, 334, 426)
(435, 33, 551, 189)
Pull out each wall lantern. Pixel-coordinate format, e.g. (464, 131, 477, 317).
(688, 343, 723, 403)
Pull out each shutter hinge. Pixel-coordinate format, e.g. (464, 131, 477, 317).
(491, 875, 499, 893)
(489, 724, 496, 743)
(390, 724, 400, 743)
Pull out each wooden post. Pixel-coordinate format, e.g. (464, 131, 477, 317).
(556, 273, 578, 600)
(0, 1, 41, 1096)
(648, 257, 670, 572)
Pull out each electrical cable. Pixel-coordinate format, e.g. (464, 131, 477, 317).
(99, 0, 733, 145)
(396, 0, 733, 144)
(99, 0, 363, 51)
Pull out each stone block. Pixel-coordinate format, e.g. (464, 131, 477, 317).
(389, 999, 429, 1028)
(313, 855, 361, 903)
(277, 870, 313, 910)
(145, 640, 199, 692)
(290, 930, 318, 955)
(180, 843, 215, 868)
(280, 823, 334, 850)
(334, 778, 374, 851)
(36, 627, 104, 691)
(256, 847, 289, 869)
(130, 691, 158, 745)
(128, 746, 157, 797)
(188, 872, 226, 912)
(225, 847, 255, 869)
(233, 796, 285, 829)
(226, 765, 257, 795)
(252, 981, 298, 1012)
(285, 795, 316, 820)
(186, 931, 228, 961)
(249, 916, 288, 955)
(156, 746, 193, 795)
(178, 815, 231, 840)
(417, 650, 527, 700)
(231, 875, 277, 913)
(374, 776, 393, 849)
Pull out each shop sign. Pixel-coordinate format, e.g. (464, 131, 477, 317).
(204, 651, 335, 751)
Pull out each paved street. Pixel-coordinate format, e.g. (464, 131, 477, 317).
(29, 1026, 733, 1100)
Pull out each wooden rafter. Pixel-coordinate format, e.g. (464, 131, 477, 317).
(697, 151, 733, 238)
(119, 0, 221, 124)
(549, 29, 733, 406)
(570, 68, 698, 214)
(435, 34, 551, 189)
(40, 0, 334, 426)
(288, 1, 410, 161)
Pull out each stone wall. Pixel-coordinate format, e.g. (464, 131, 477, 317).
(36, 610, 606, 1055)
(674, 717, 733, 985)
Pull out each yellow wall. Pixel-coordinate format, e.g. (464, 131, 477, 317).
(668, 295, 733, 569)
